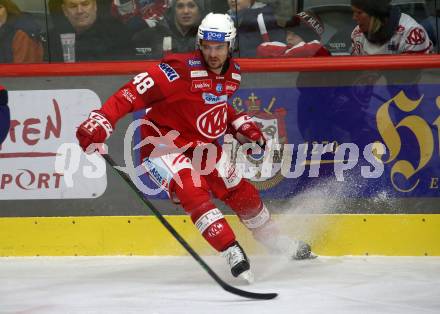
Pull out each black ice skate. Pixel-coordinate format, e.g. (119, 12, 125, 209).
(222, 242, 254, 283)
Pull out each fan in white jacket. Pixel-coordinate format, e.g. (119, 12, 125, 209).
(351, 0, 432, 55)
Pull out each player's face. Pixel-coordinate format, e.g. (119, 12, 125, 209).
(0, 5, 7, 27)
(351, 6, 371, 33)
(200, 40, 229, 73)
(62, 0, 97, 33)
(175, 0, 200, 29)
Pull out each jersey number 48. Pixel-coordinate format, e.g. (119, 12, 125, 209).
(133, 72, 155, 95)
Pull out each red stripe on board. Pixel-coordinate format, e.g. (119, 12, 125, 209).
(0, 55, 439, 77)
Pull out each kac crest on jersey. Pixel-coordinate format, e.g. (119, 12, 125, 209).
(196, 103, 228, 139)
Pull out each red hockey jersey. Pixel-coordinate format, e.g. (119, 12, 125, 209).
(99, 51, 242, 152)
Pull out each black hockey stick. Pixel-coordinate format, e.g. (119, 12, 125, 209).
(103, 154, 278, 300)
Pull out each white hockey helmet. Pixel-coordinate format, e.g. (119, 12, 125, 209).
(197, 13, 236, 52)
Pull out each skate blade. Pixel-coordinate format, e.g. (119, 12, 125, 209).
(239, 270, 254, 284)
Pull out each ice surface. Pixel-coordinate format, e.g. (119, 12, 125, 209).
(1, 256, 439, 314)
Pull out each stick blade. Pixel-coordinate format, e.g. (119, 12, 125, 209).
(222, 283, 278, 300)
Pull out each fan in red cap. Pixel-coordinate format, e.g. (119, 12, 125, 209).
(256, 10, 331, 58)
(0, 86, 10, 144)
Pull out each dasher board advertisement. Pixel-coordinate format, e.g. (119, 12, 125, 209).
(0, 89, 107, 200)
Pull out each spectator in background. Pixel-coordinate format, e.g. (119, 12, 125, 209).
(421, 0, 439, 50)
(256, 10, 331, 57)
(49, 0, 136, 62)
(0, 86, 10, 144)
(133, 0, 203, 59)
(0, 0, 43, 63)
(111, 0, 170, 34)
(227, 0, 285, 57)
(351, 0, 432, 55)
(259, 0, 296, 26)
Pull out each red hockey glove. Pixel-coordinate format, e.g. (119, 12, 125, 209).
(230, 114, 266, 149)
(76, 110, 113, 153)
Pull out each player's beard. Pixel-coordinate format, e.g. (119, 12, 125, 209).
(207, 58, 224, 71)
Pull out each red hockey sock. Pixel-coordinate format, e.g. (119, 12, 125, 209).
(222, 180, 270, 229)
(173, 169, 236, 252)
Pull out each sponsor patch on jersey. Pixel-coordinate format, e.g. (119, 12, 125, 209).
(191, 79, 212, 92)
(158, 63, 180, 82)
(225, 81, 239, 94)
(191, 70, 208, 78)
(121, 88, 136, 103)
(202, 92, 228, 105)
(216, 83, 223, 93)
(231, 73, 241, 81)
(234, 62, 240, 71)
(142, 158, 169, 190)
(188, 58, 202, 67)
(203, 31, 226, 42)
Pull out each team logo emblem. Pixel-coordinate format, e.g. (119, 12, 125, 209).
(207, 222, 224, 238)
(406, 28, 426, 45)
(216, 83, 223, 93)
(196, 104, 228, 139)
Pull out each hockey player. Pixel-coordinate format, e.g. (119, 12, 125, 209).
(256, 11, 331, 58)
(0, 86, 10, 144)
(76, 13, 312, 283)
(351, 0, 432, 55)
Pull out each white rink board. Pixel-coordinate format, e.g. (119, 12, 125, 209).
(0, 256, 439, 314)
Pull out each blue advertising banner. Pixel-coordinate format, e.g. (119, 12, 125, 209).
(134, 84, 440, 199)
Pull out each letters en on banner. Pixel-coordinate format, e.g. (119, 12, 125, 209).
(0, 90, 107, 200)
(134, 84, 440, 199)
